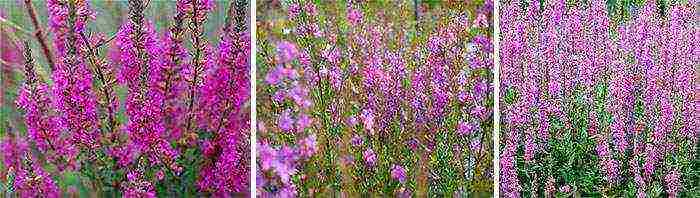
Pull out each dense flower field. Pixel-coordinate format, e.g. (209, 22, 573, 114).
(1, 0, 250, 196)
(499, 0, 698, 197)
(257, 0, 494, 196)
(7, 0, 695, 197)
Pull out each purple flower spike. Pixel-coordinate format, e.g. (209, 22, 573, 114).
(391, 164, 407, 184)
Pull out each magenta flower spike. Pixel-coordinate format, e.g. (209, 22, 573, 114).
(4, 0, 251, 196)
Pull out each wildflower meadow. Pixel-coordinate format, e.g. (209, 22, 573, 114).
(2, 0, 696, 197)
(499, 0, 698, 197)
(1, 0, 250, 196)
(256, 0, 494, 196)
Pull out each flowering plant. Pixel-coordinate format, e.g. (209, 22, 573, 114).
(256, 0, 494, 196)
(1, 0, 250, 196)
(499, 0, 698, 197)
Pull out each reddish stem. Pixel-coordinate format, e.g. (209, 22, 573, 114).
(23, 0, 56, 71)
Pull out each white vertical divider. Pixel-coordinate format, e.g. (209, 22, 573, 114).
(493, 0, 501, 196)
(249, 0, 257, 196)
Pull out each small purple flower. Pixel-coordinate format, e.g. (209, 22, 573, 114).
(363, 148, 377, 167)
(360, 109, 375, 135)
(265, 66, 284, 85)
(457, 121, 475, 136)
(347, 115, 358, 127)
(471, 105, 487, 120)
(299, 99, 312, 109)
(277, 41, 298, 64)
(272, 89, 286, 103)
(287, 3, 301, 19)
(298, 51, 311, 67)
(472, 35, 493, 53)
(256, 169, 266, 189)
(303, 3, 317, 16)
(123, 171, 156, 197)
(391, 164, 407, 184)
(282, 67, 299, 79)
(303, 65, 318, 87)
(273, 146, 299, 184)
(426, 36, 443, 54)
(288, 84, 309, 107)
(473, 79, 487, 101)
(500, 139, 521, 197)
(278, 109, 294, 132)
(407, 138, 420, 151)
(322, 47, 341, 66)
(276, 185, 298, 197)
(258, 143, 275, 171)
(347, 8, 362, 26)
(296, 113, 312, 131)
(329, 66, 343, 91)
(457, 90, 471, 103)
(299, 134, 317, 158)
(473, 13, 489, 28)
(559, 184, 571, 193)
(106, 144, 135, 167)
(351, 134, 363, 147)
(470, 138, 482, 153)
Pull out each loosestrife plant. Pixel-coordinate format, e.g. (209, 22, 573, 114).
(499, 0, 698, 197)
(1, 0, 250, 196)
(257, 0, 494, 196)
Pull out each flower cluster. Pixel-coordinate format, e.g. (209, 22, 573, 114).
(7, 42, 64, 197)
(500, 0, 697, 197)
(257, 0, 493, 196)
(2, 0, 249, 196)
(257, 39, 317, 197)
(196, 27, 251, 194)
